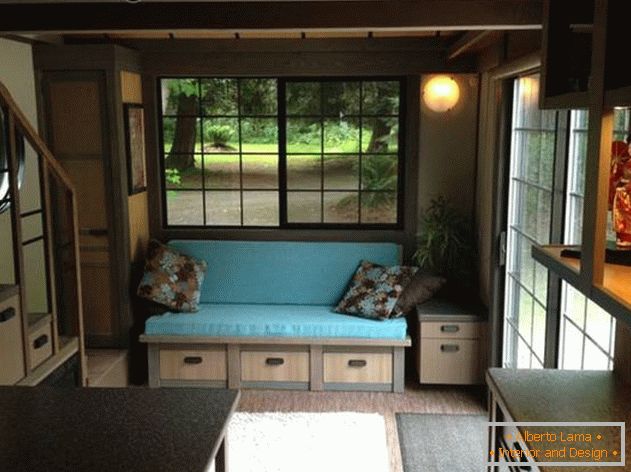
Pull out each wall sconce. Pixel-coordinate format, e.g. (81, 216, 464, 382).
(423, 75, 460, 112)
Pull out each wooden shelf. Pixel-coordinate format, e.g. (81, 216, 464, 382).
(533, 244, 631, 322)
(27, 312, 52, 332)
(531, 245, 581, 287)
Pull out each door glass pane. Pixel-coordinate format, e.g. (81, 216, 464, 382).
(503, 74, 555, 369)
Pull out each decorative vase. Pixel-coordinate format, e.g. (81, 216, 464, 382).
(614, 183, 631, 248)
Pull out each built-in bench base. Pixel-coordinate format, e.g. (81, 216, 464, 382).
(140, 335, 410, 393)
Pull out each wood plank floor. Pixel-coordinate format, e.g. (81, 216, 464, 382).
(238, 383, 487, 472)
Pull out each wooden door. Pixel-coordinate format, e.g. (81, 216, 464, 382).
(42, 72, 118, 347)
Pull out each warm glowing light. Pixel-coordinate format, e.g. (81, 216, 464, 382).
(423, 75, 460, 112)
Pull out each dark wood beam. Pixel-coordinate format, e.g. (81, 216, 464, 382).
(0, 1, 543, 33)
(448, 30, 499, 60)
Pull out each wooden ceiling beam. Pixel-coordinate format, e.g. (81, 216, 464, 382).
(0, 1, 543, 33)
(448, 30, 501, 60)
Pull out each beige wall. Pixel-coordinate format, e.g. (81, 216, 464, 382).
(417, 73, 480, 236)
(0, 37, 48, 313)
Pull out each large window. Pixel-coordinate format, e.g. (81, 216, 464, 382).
(503, 75, 557, 369)
(160, 78, 403, 228)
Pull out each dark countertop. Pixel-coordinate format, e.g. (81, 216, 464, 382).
(0, 386, 240, 472)
(487, 368, 629, 471)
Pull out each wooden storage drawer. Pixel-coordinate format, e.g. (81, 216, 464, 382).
(420, 321, 482, 340)
(420, 338, 481, 384)
(323, 352, 392, 384)
(241, 351, 309, 382)
(160, 348, 227, 381)
(0, 294, 25, 385)
(29, 322, 53, 370)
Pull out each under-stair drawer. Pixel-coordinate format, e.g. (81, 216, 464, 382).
(323, 352, 392, 384)
(241, 350, 309, 382)
(0, 294, 25, 384)
(29, 322, 53, 370)
(159, 348, 227, 381)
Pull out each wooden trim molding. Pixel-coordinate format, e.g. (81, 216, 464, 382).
(0, 1, 543, 33)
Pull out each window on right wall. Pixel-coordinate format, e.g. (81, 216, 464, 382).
(557, 109, 630, 371)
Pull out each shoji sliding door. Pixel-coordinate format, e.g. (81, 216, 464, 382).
(503, 75, 558, 368)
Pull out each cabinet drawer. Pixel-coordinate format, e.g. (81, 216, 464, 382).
(29, 322, 53, 370)
(241, 351, 309, 382)
(323, 352, 392, 384)
(420, 321, 482, 339)
(160, 349, 227, 381)
(420, 338, 481, 384)
(0, 295, 25, 385)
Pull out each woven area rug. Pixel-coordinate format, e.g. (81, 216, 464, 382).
(210, 412, 390, 472)
(396, 413, 488, 471)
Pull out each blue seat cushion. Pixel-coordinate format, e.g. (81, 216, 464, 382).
(166, 240, 401, 305)
(145, 304, 408, 340)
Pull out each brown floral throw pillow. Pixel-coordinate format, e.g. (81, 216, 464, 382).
(137, 240, 208, 312)
(392, 273, 446, 317)
(335, 260, 418, 320)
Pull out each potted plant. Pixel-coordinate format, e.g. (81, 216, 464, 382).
(414, 196, 477, 298)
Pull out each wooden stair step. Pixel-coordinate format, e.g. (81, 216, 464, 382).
(87, 349, 128, 387)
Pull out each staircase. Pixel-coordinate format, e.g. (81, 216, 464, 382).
(0, 80, 86, 386)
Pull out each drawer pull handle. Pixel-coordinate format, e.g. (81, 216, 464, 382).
(440, 344, 460, 353)
(266, 357, 285, 366)
(183, 356, 203, 365)
(33, 334, 49, 349)
(440, 325, 460, 333)
(80, 228, 108, 236)
(0, 307, 15, 323)
(348, 359, 367, 368)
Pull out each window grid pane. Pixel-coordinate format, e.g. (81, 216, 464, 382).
(285, 80, 401, 225)
(161, 77, 403, 227)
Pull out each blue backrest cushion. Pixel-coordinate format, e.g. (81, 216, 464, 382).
(167, 240, 400, 305)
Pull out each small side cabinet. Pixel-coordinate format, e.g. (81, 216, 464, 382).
(416, 299, 487, 385)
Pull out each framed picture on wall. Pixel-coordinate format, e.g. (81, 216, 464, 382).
(124, 104, 147, 195)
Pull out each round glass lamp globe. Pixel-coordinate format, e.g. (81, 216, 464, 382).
(423, 76, 460, 112)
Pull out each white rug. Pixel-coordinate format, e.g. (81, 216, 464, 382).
(209, 412, 390, 472)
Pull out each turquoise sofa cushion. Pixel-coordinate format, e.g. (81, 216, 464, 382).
(145, 303, 407, 340)
(167, 240, 400, 305)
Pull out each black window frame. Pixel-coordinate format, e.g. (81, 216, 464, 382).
(157, 75, 406, 230)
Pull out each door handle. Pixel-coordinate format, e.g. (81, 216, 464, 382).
(348, 359, 367, 367)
